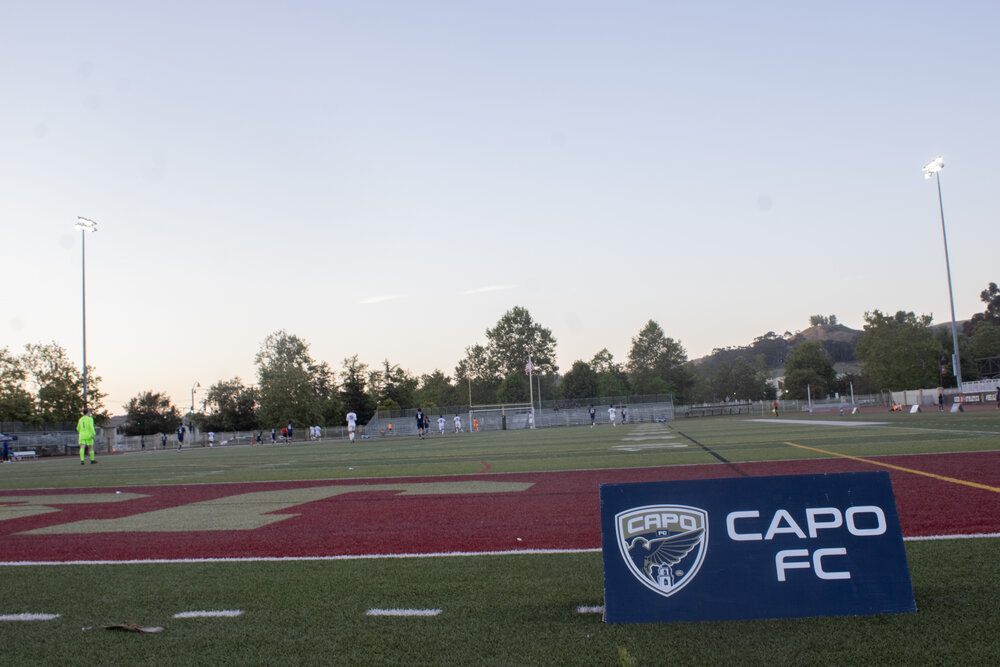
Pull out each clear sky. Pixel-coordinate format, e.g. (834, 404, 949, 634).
(3, 1, 997, 415)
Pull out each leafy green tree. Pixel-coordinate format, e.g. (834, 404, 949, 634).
(123, 391, 182, 436)
(963, 282, 1000, 335)
(368, 360, 418, 409)
(561, 361, 599, 399)
(202, 378, 259, 431)
(783, 341, 837, 399)
(340, 355, 376, 422)
(969, 321, 1000, 360)
(22, 342, 106, 422)
(455, 344, 501, 405)
(854, 310, 945, 390)
(626, 320, 692, 399)
(416, 370, 461, 408)
(0, 347, 34, 422)
(255, 331, 328, 429)
(590, 349, 629, 397)
(935, 327, 980, 383)
(496, 370, 530, 403)
(484, 306, 558, 376)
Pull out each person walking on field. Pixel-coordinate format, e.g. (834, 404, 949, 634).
(77, 408, 97, 464)
(346, 410, 358, 442)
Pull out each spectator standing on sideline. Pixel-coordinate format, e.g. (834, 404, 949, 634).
(160, 432, 166, 449)
(938, 391, 945, 411)
(773, 400, 779, 417)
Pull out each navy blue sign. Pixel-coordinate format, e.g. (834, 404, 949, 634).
(600, 471, 916, 623)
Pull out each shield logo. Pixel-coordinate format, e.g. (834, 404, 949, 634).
(615, 504, 709, 598)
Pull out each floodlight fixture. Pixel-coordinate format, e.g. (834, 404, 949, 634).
(922, 156, 944, 179)
(75, 216, 99, 232)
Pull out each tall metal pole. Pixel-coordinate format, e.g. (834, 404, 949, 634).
(76, 217, 98, 408)
(934, 169, 964, 396)
(81, 227, 88, 408)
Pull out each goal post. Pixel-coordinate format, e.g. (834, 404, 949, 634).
(468, 403, 534, 431)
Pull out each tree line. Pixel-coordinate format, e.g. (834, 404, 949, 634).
(3, 285, 998, 433)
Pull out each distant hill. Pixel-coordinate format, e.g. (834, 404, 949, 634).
(692, 323, 862, 370)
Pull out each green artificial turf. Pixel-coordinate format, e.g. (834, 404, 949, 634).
(2, 539, 997, 666)
(3, 411, 998, 491)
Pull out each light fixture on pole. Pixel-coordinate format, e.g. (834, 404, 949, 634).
(75, 216, 98, 408)
(922, 157, 963, 397)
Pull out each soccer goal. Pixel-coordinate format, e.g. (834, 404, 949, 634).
(468, 404, 534, 431)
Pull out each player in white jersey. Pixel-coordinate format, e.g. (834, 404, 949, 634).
(437, 416, 446, 434)
(453, 414, 463, 433)
(346, 411, 357, 442)
(608, 405, 617, 426)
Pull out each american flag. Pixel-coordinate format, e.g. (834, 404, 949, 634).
(525, 358, 535, 375)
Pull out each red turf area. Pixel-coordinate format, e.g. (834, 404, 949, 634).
(1, 451, 997, 562)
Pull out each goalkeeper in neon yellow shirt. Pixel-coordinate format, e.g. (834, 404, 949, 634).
(77, 408, 97, 464)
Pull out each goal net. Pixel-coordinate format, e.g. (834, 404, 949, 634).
(468, 404, 534, 431)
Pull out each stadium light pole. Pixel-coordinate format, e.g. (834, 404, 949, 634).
(922, 156, 963, 398)
(75, 216, 98, 408)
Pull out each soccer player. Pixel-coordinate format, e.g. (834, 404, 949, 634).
(416, 408, 425, 439)
(608, 404, 617, 426)
(454, 414, 463, 433)
(589, 405, 596, 427)
(77, 408, 96, 464)
(528, 411, 535, 429)
(437, 415, 446, 435)
(177, 425, 185, 451)
(473, 418, 479, 432)
(346, 410, 357, 442)
(208, 431, 215, 447)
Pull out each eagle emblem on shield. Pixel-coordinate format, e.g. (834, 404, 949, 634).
(615, 505, 709, 598)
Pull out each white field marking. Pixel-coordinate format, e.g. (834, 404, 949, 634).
(173, 610, 243, 618)
(620, 435, 677, 441)
(749, 419, 888, 426)
(576, 606, 604, 614)
(5, 533, 1000, 567)
(904, 532, 1000, 541)
(0, 548, 602, 567)
(612, 443, 687, 452)
(366, 608, 442, 617)
(0, 613, 61, 621)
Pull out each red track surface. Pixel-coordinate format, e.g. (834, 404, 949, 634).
(1, 451, 998, 562)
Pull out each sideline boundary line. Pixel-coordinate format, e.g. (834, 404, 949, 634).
(784, 441, 1000, 493)
(3, 534, 999, 567)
